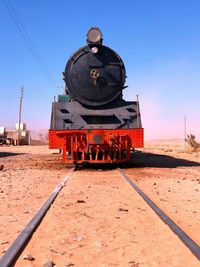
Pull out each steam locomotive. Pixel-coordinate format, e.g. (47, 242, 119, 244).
(49, 28, 144, 163)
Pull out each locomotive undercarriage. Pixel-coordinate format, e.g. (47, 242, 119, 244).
(49, 128, 143, 163)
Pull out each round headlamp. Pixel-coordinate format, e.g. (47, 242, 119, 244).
(91, 47, 98, 53)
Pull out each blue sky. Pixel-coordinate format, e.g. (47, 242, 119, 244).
(0, 0, 200, 140)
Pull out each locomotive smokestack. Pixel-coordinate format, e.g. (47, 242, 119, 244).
(87, 27, 103, 45)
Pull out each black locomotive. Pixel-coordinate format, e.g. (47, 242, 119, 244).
(49, 28, 143, 163)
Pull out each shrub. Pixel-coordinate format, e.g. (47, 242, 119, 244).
(185, 134, 200, 151)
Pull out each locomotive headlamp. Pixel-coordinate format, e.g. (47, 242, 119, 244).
(91, 47, 98, 54)
(87, 27, 103, 45)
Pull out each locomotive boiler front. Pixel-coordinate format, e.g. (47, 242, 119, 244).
(63, 27, 126, 106)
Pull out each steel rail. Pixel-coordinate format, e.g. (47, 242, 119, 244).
(118, 168, 200, 261)
(0, 167, 75, 267)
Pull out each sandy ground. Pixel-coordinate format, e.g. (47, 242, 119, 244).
(0, 144, 200, 266)
(0, 146, 67, 260)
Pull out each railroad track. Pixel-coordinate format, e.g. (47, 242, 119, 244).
(0, 167, 76, 267)
(118, 169, 200, 260)
(0, 167, 200, 266)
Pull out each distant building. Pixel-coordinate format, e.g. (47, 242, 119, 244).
(0, 123, 31, 145)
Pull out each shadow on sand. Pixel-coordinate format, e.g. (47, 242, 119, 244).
(127, 151, 200, 168)
(78, 151, 200, 170)
(0, 152, 24, 158)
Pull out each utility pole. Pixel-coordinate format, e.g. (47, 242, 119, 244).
(17, 86, 24, 145)
(184, 114, 187, 151)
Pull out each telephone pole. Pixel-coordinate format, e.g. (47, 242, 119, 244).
(184, 114, 187, 151)
(17, 86, 24, 145)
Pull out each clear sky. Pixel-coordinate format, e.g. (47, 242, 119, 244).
(0, 0, 200, 140)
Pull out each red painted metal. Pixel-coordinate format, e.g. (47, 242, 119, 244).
(49, 129, 144, 164)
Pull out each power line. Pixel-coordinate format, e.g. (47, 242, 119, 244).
(3, 0, 63, 94)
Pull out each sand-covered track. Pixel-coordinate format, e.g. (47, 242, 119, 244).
(0, 167, 75, 267)
(4, 168, 199, 266)
(118, 168, 200, 261)
(0, 146, 70, 263)
(1, 145, 200, 266)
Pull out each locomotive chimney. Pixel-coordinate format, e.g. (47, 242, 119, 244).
(87, 27, 103, 45)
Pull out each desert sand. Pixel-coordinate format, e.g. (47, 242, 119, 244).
(0, 143, 200, 266)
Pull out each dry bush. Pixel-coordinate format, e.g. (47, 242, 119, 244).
(38, 132, 48, 142)
(185, 134, 200, 152)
